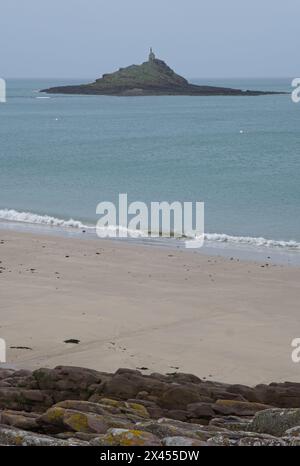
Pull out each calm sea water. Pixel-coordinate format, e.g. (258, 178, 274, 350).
(0, 78, 299, 252)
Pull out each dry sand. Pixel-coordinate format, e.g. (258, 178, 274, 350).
(0, 229, 299, 385)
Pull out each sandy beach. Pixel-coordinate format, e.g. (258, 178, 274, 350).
(0, 229, 299, 385)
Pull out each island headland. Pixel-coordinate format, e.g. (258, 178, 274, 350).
(41, 49, 284, 97)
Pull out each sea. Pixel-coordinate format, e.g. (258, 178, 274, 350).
(0, 78, 299, 264)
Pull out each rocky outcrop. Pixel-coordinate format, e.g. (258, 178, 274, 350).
(0, 425, 87, 446)
(251, 408, 300, 437)
(41, 53, 283, 97)
(1, 366, 300, 446)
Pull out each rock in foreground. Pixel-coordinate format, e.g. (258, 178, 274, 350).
(1, 365, 300, 446)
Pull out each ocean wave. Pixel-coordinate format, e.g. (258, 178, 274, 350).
(0, 209, 91, 229)
(0, 208, 299, 250)
(204, 233, 300, 250)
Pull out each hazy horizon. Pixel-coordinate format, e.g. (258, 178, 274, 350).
(1, 0, 299, 79)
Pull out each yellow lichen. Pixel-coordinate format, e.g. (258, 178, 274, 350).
(14, 435, 24, 446)
(114, 430, 147, 446)
(125, 403, 149, 417)
(99, 429, 153, 446)
(64, 412, 89, 432)
(45, 407, 65, 424)
(119, 431, 147, 446)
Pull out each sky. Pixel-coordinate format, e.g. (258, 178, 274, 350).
(0, 0, 299, 78)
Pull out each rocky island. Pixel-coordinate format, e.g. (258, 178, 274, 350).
(41, 49, 282, 97)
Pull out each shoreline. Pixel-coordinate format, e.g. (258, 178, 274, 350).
(1, 228, 300, 385)
(1, 218, 300, 267)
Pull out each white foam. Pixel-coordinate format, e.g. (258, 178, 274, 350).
(0, 208, 299, 250)
(0, 209, 91, 230)
(204, 233, 300, 250)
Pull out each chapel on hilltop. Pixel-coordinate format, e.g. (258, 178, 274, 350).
(148, 47, 156, 62)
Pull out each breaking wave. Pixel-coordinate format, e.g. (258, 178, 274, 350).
(0, 208, 91, 230)
(204, 233, 300, 250)
(0, 208, 299, 250)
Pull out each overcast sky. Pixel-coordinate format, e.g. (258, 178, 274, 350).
(1, 0, 298, 78)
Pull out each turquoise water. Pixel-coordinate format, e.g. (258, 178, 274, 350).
(0, 78, 299, 249)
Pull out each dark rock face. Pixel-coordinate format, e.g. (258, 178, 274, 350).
(41, 56, 284, 97)
(1, 366, 300, 446)
(2, 366, 300, 415)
